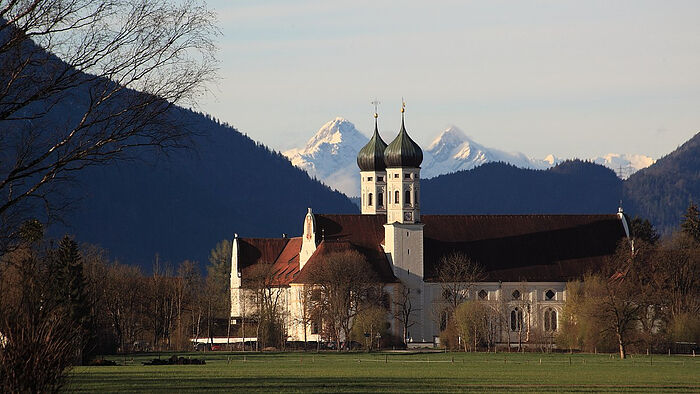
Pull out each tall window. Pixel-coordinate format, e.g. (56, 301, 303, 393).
(378, 192, 384, 207)
(544, 308, 557, 332)
(405, 190, 411, 205)
(510, 307, 523, 332)
(368, 193, 373, 206)
(394, 190, 400, 204)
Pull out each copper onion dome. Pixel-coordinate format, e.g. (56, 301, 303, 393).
(384, 108, 423, 168)
(357, 115, 388, 171)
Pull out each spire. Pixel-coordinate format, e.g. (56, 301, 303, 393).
(357, 100, 388, 171)
(384, 98, 423, 168)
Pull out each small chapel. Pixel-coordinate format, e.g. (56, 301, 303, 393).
(229, 105, 630, 347)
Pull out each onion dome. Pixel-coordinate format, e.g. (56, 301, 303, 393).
(384, 108, 423, 168)
(357, 115, 388, 171)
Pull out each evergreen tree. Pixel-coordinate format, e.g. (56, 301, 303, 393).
(681, 202, 700, 242)
(52, 236, 91, 362)
(630, 216, 660, 244)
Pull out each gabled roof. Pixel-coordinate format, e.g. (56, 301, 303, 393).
(301, 214, 396, 283)
(294, 240, 397, 283)
(236, 213, 627, 285)
(239, 237, 302, 286)
(420, 214, 626, 282)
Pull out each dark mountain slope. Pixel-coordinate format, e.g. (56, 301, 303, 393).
(421, 160, 622, 215)
(623, 132, 700, 233)
(55, 109, 358, 269)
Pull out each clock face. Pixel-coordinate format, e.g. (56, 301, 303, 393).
(404, 212, 412, 221)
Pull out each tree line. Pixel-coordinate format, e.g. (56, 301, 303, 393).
(434, 205, 700, 359)
(0, 227, 233, 392)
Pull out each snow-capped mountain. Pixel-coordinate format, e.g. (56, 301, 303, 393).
(592, 153, 655, 179)
(283, 118, 655, 196)
(283, 117, 367, 195)
(422, 126, 549, 178)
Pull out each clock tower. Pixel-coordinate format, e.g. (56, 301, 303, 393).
(382, 101, 427, 340)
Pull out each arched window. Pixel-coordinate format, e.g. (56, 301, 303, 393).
(378, 192, 384, 207)
(394, 190, 400, 204)
(368, 193, 373, 206)
(510, 307, 523, 332)
(405, 190, 411, 205)
(544, 308, 557, 332)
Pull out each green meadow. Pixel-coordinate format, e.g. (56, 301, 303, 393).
(67, 351, 700, 393)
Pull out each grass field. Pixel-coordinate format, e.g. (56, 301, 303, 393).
(66, 351, 700, 393)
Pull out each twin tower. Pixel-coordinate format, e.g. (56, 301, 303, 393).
(356, 106, 423, 224)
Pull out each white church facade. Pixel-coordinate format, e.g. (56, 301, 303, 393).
(229, 108, 630, 347)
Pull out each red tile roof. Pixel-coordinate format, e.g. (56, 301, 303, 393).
(310, 215, 396, 283)
(239, 237, 302, 286)
(294, 240, 397, 283)
(236, 213, 628, 284)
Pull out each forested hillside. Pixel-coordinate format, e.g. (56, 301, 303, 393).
(54, 109, 358, 269)
(624, 132, 700, 233)
(422, 160, 623, 215)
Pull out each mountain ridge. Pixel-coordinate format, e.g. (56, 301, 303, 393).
(283, 117, 655, 195)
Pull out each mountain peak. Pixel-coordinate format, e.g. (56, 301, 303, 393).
(304, 117, 364, 151)
(428, 125, 468, 151)
(283, 118, 369, 195)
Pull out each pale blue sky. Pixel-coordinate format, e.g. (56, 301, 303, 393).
(200, 0, 700, 160)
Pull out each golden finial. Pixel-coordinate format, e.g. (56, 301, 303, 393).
(401, 98, 406, 113)
(371, 98, 380, 118)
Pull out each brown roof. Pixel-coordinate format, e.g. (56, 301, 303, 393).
(239, 237, 302, 286)
(421, 214, 626, 281)
(310, 215, 396, 283)
(237, 213, 627, 284)
(294, 240, 398, 283)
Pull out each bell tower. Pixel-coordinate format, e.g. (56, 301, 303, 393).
(357, 102, 388, 215)
(382, 100, 427, 341)
(384, 101, 422, 224)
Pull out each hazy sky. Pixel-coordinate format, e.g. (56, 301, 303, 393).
(201, 0, 700, 160)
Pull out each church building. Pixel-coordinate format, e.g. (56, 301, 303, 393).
(230, 106, 630, 347)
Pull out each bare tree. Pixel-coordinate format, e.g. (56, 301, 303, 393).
(0, 237, 78, 392)
(302, 250, 380, 351)
(245, 261, 285, 350)
(436, 252, 485, 326)
(0, 0, 219, 250)
(392, 284, 418, 345)
(294, 285, 315, 350)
